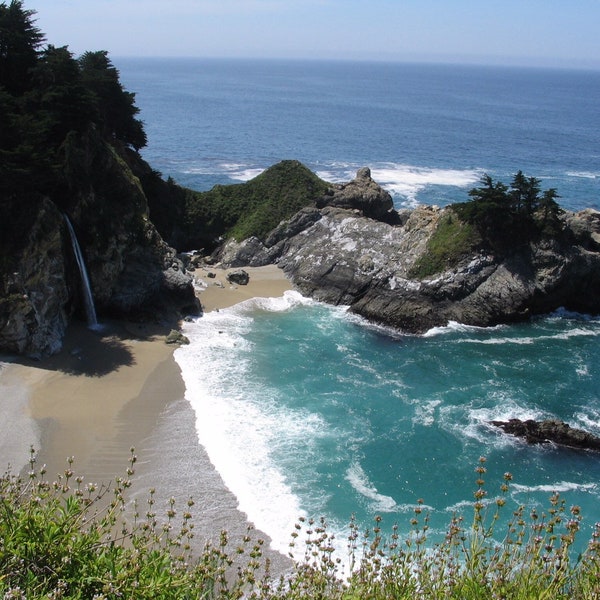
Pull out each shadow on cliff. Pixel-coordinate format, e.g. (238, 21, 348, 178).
(16, 319, 174, 378)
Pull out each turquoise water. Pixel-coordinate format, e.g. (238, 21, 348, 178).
(175, 296, 600, 555)
(113, 58, 600, 555)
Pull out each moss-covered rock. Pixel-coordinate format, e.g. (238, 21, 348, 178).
(408, 210, 481, 279)
(165, 329, 190, 345)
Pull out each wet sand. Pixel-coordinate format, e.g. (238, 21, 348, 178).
(0, 264, 293, 568)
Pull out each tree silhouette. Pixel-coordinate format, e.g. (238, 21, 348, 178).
(0, 1, 147, 198)
(0, 0, 44, 94)
(79, 50, 147, 150)
(510, 170, 541, 215)
(455, 172, 564, 251)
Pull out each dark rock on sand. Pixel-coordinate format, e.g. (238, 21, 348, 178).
(226, 269, 250, 286)
(165, 329, 190, 345)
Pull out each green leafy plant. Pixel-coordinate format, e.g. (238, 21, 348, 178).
(2, 452, 600, 599)
(0, 448, 267, 599)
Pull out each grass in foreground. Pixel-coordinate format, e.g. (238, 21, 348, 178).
(1, 452, 599, 599)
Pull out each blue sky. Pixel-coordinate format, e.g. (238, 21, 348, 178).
(30, 0, 600, 69)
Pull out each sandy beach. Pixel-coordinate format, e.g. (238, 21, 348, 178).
(0, 264, 293, 566)
(193, 263, 293, 312)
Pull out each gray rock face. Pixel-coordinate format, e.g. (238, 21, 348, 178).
(0, 199, 69, 356)
(279, 206, 438, 306)
(565, 208, 600, 250)
(316, 167, 394, 220)
(220, 196, 600, 334)
(106, 229, 198, 317)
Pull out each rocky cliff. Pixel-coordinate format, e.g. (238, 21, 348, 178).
(0, 138, 198, 357)
(218, 168, 600, 333)
(0, 16, 200, 357)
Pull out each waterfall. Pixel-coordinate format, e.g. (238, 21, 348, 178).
(64, 215, 98, 328)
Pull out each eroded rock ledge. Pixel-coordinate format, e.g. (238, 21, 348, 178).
(217, 168, 600, 334)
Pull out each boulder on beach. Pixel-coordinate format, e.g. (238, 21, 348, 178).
(165, 329, 190, 345)
(226, 269, 250, 286)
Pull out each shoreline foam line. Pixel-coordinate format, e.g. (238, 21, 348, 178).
(174, 293, 317, 556)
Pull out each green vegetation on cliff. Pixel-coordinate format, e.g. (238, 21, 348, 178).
(189, 159, 329, 247)
(409, 212, 481, 279)
(143, 159, 331, 252)
(0, 1, 145, 196)
(410, 172, 565, 279)
(0, 0, 147, 257)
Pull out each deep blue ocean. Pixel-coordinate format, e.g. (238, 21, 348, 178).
(118, 58, 600, 556)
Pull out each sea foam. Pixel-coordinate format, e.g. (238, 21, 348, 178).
(566, 170, 600, 179)
(316, 162, 481, 207)
(422, 320, 502, 338)
(511, 481, 598, 495)
(182, 161, 265, 182)
(441, 396, 550, 448)
(345, 461, 397, 512)
(174, 295, 320, 556)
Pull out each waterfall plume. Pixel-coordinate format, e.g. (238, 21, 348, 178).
(64, 215, 98, 328)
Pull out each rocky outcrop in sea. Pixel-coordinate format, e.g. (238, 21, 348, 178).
(489, 418, 600, 451)
(217, 168, 600, 333)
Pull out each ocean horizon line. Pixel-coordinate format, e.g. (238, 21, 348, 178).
(113, 54, 600, 74)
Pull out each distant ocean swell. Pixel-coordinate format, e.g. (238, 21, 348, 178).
(116, 58, 600, 212)
(166, 157, 600, 210)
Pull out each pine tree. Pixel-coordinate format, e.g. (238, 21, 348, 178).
(79, 50, 147, 150)
(0, 0, 44, 94)
(510, 170, 541, 215)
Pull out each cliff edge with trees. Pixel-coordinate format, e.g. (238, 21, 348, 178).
(0, 1, 198, 355)
(2, 0, 600, 356)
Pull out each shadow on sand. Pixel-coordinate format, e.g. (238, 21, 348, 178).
(14, 319, 174, 378)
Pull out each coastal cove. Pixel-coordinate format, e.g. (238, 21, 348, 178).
(174, 290, 600, 557)
(121, 58, 600, 556)
(0, 265, 294, 565)
(2, 51, 600, 567)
